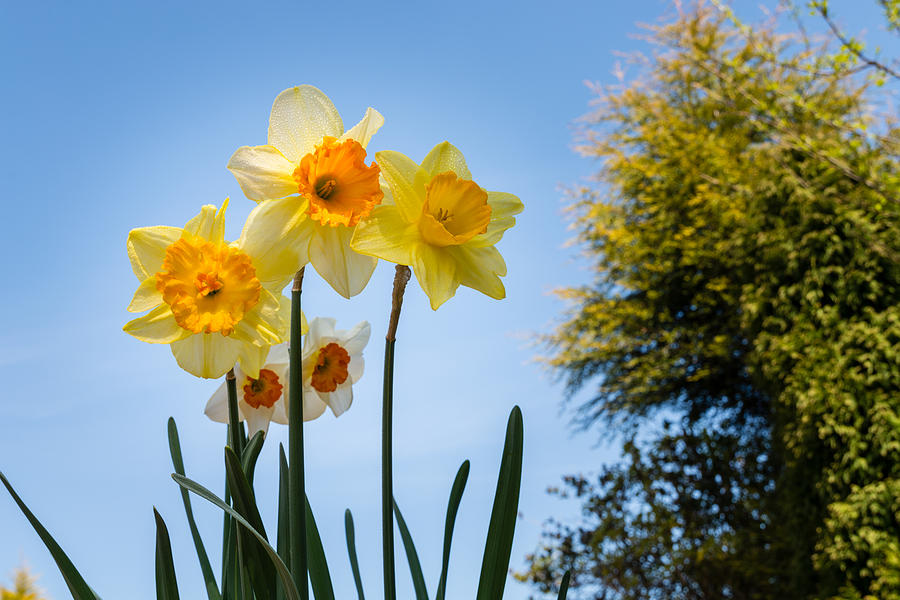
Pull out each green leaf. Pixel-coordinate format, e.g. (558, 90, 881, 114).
(154, 508, 180, 600)
(0, 471, 101, 600)
(557, 570, 571, 599)
(344, 509, 365, 600)
(167, 418, 221, 600)
(241, 430, 266, 486)
(172, 473, 300, 600)
(276, 445, 291, 600)
(224, 447, 276, 600)
(475, 406, 524, 600)
(435, 460, 469, 600)
(393, 498, 429, 600)
(305, 495, 335, 600)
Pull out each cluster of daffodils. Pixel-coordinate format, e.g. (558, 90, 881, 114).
(124, 84, 522, 430)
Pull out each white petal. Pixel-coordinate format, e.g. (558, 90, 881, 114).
(307, 317, 337, 347)
(339, 107, 384, 149)
(268, 85, 343, 163)
(227, 145, 299, 202)
(309, 225, 377, 298)
(348, 355, 364, 383)
(324, 385, 353, 417)
(340, 321, 371, 355)
(267, 342, 290, 365)
(245, 405, 276, 438)
(302, 392, 328, 422)
(204, 382, 231, 424)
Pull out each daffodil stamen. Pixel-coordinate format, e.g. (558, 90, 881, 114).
(310, 342, 350, 393)
(294, 136, 383, 228)
(242, 368, 283, 409)
(419, 171, 492, 247)
(155, 236, 262, 336)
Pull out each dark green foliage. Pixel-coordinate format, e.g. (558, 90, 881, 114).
(523, 2, 900, 598)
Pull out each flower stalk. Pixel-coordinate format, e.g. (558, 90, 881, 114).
(225, 369, 243, 454)
(383, 264, 411, 600)
(288, 267, 309, 600)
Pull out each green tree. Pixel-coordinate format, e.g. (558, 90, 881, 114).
(522, 2, 900, 598)
(1, 567, 46, 600)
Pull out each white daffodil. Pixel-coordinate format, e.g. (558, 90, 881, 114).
(302, 317, 370, 417)
(204, 343, 324, 437)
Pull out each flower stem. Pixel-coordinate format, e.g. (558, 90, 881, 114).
(288, 267, 309, 600)
(383, 264, 411, 600)
(225, 369, 242, 454)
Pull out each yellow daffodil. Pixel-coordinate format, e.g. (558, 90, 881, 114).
(124, 200, 304, 379)
(227, 85, 385, 298)
(302, 317, 370, 417)
(204, 343, 325, 437)
(350, 141, 523, 309)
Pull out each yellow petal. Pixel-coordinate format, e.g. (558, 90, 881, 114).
(412, 243, 459, 310)
(309, 225, 377, 298)
(469, 191, 524, 247)
(127, 226, 182, 280)
(227, 145, 299, 202)
(232, 288, 288, 346)
(237, 342, 270, 379)
(420, 141, 473, 180)
(184, 199, 228, 243)
(127, 276, 162, 312)
(351, 205, 418, 265)
(339, 107, 384, 149)
(268, 85, 343, 163)
(170, 333, 242, 379)
(123, 305, 192, 343)
(239, 197, 313, 287)
(374, 150, 428, 223)
(448, 245, 507, 299)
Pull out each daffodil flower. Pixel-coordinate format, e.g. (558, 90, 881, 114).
(350, 141, 523, 309)
(227, 85, 385, 298)
(123, 200, 303, 379)
(204, 343, 325, 437)
(302, 317, 370, 417)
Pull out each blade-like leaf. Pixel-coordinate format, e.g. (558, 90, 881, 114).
(224, 447, 276, 600)
(305, 495, 335, 600)
(0, 471, 100, 600)
(475, 406, 524, 600)
(172, 473, 300, 600)
(241, 430, 266, 485)
(435, 460, 469, 600)
(154, 508, 180, 600)
(393, 498, 428, 600)
(276, 445, 291, 600)
(167, 418, 221, 600)
(344, 510, 365, 600)
(558, 570, 571, 600)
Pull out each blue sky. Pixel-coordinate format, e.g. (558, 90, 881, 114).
(0, 1, 892, 598)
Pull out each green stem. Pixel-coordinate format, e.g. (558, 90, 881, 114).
(288, 267, 309, 600)
(225, 370, 242, 455)
(382, 264, 411, 600)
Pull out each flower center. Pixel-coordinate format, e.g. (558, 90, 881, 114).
(155, 236, 261, 336)
(293, 136, 384, 228)
(242, 368, 283, 409)
(310, 342, 350, 393)
(418, 171, 491, 247)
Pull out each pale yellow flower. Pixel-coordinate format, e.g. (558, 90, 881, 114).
(351, 142, 523, 309)
(124, 200, 302, 379)
(227, 85, 384, 298)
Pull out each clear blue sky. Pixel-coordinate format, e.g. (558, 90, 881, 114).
(0, 1, 890, 598)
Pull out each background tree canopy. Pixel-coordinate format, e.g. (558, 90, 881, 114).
(522, 2, 900, 599)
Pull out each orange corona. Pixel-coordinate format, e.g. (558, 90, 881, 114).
(310, 342, 351, 393)
(242, 369, 283, 409)
(155, 236, 261, 336)
(293, 137, 383, 227)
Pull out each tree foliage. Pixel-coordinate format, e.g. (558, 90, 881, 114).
(1, 568, 46, 600)
(523, 2, 900, 598)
